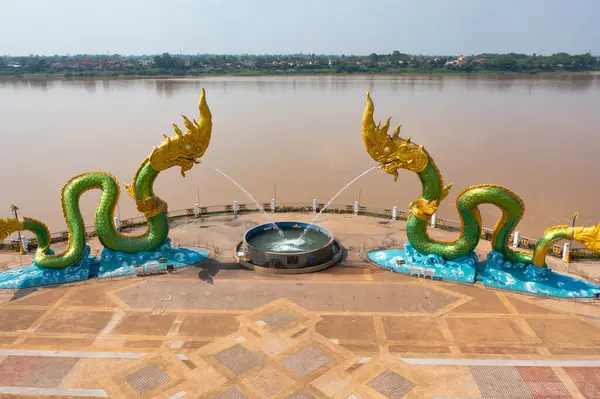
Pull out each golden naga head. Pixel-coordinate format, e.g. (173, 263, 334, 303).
(149, 88, 212, 177)
(362, 92, 429, 180)
(571, 222, 600, 253)
(0, 218, 24, 242)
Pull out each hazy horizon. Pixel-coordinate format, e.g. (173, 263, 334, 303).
(3, 51, 598, 57)
(1, 0, 599, 56)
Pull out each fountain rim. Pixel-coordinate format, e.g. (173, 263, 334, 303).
(243, 221, 334, 256)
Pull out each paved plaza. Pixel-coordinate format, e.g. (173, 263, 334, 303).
(0, 213, 599, 398)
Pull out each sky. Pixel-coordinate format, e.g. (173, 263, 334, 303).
(1, 0, 599, 56)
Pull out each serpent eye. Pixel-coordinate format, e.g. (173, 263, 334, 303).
(384, 147, 390, 153)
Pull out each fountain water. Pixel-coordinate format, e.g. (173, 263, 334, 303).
(237, 221, 342, 274)
(213, 167, 285, 238)
(299, 166, 377, 240)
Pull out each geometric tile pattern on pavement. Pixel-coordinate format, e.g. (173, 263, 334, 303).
(516, 366, 572, 398)
(81, 296, 600, 398)
(282, 345, 333, 377)
(243, 367, 295, 397)
(562, 367, 600, 399)
(0, 356, 80, 388)
(58, 358, 139, 389)
(410, 364, 481, 398)
(284, 389, 317, 399)
(211, 386, 248, 399)
(367, 369, 416, 398)
(259, 308, 297, 329)
(99, 349, 213, 399)
(212, 343, 264, 376)
(4, 272, 600, 399)
(310, 373, 352, 397)
(470, 366, 533, 399)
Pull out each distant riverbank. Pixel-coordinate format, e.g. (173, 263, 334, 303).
(1, 70, 599, 81)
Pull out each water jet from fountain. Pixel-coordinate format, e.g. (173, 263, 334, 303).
(299, 166, 377, 240)
(213, 167, 285, 238)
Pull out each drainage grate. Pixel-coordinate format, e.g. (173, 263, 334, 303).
(282, 345, 332, 377)
(212, 344, 263, 376)
(124, 364, 171, 395)
(368, 369, 415, 398)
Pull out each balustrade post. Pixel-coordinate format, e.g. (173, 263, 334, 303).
(430, 212, 437, 227)
(562, 242, 571, 263)
(512, 231, 520, 248)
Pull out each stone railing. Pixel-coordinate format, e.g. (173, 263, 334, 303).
(2, 199, 598, 263)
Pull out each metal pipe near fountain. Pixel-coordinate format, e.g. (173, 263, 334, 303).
(312, 199, 317, 213)
(271, 199, 276, 212)
(233, 200, 239, 215)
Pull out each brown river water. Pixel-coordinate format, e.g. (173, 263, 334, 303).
(0, 75, 598, 239)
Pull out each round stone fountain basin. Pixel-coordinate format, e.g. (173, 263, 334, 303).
(236, 221, 341, 273)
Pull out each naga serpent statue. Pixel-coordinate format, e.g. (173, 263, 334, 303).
(0, 89, 212, 269)
(362, 92, 600, 268)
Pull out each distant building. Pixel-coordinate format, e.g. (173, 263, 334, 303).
(446, 55, 468, 66)
(3, 62, 22, 69)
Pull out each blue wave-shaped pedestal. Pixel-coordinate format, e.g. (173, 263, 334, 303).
(483, 251, 600, 298)
(0, 246, 93, 289)
(0, 238, 208, 289)
(368, 243, 600, 298)
(368, 243, 478, 283)
(97, 238, 208, 279)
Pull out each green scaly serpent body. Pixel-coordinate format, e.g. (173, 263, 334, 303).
(406, 158, 570, 267)
(22, 160, 167, 269)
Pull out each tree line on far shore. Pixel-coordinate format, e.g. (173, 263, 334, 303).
(1, 51, 598, 77)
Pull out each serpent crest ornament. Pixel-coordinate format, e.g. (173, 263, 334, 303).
(362, 92, 600, 267)
(0, 89, 212, 269)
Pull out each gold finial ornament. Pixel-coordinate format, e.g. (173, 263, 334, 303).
(149, 89, 212, 177)
(362, 92, 429, 180)
(409, 197, 439, 221)
(135, 196, 168, 219)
